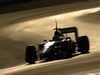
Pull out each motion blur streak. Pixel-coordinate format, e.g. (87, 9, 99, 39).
(0, 6, 100, 75)
(52, 7, 100, 19)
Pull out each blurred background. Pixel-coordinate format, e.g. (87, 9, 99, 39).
(0, 0, 100, 73)
(0, 0, 89, 14)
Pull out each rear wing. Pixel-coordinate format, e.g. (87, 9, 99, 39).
(58, 27, 78, 41)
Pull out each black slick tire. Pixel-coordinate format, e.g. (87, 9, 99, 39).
(25, 45, 37, 64)
(78, 36, 90, 54)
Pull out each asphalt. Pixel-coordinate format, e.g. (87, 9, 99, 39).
(0, 0, 100, 75)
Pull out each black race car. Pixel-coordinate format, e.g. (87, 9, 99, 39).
(25, 25, 90, 64)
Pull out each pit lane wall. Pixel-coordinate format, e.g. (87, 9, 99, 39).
(0, 0, 88, 14)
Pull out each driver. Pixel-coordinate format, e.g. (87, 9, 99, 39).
(52, 30, 64, 41)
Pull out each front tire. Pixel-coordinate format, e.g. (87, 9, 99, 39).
(25, 45, 37, 64)
(78, 36, 90, 54)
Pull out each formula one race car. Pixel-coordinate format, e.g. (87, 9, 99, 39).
(25, 24, 90, 64)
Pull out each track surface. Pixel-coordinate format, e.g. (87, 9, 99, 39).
(0, 0, 100, 75)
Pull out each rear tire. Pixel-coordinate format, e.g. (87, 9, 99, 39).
(25, 45, 37, 64)
(78, 36, 90, 54)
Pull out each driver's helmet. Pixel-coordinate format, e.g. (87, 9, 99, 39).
(52, 35, 60, 41)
